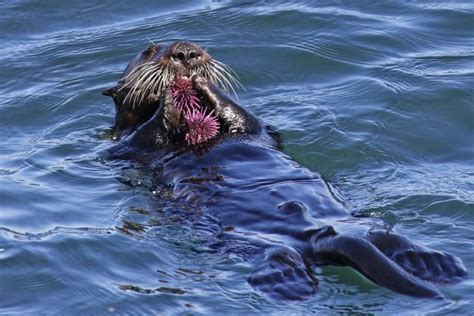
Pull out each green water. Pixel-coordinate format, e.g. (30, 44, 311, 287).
(0, 1, 472, 314)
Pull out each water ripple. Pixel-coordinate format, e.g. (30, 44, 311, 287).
(0, 0, 473, 314)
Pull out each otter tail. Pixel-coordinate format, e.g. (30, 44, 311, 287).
(311, 234, 444, 298)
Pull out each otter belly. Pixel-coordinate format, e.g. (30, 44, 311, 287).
(156, 136, 348, 231)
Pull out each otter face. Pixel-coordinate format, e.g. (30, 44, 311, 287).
(103, 41, 240, 139)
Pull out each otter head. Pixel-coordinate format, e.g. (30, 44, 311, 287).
(103, 41, 240, 140)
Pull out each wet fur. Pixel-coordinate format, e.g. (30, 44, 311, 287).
(103, 42, 468, 300)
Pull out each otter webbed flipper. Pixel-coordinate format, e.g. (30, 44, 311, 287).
(248, 246, 318, 300)
(311, 234, 444, 298)
(367, 231, 468, 284)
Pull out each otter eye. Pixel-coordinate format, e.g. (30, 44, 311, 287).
(177, 52, 186, 61)
(189, 51, 197, 59)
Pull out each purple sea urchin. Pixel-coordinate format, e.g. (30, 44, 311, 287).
(185, 109, 220, 145)
(170, 76, 200, 115)
(171, 76, 220, 145)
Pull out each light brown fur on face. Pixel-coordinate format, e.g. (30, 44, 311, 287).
(159, 41, 213, 76)
(120, 41, 240, 110)
(103, 41, 242, 139)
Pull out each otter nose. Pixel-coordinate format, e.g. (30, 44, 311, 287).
(172, 42, 202, 63)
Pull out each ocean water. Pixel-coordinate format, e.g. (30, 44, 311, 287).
(0, 1, 473, 314)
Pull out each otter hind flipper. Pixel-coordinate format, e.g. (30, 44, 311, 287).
(367, 231, 468, 284)
(248, 246, 318, 301)
(312, 234, 444, 298)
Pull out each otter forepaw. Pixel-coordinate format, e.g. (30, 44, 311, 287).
(191, 74, 210, 93)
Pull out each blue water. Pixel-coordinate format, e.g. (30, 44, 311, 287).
(0, 1, 473, 314)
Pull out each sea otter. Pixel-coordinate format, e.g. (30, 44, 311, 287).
(103, 41, 467, 300)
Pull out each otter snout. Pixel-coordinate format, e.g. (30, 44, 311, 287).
(171, 41, 204, 65)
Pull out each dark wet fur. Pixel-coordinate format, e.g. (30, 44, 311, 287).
(103, 42, 468, 300)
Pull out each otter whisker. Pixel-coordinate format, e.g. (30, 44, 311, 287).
(208, 63, 240, 101)
(127, 71, 151, 106)
(162, 67, 173, 90)
(154, 67, 171, 95)
(118, 46, 244, 109)
(209, 66, 230, 91)
(146, 72, 161, 98)
(122, 63, 163, 107)
(201, 64, 219, 85)
(122, 65, 155, 104)
(194, 63, 238, 101)
(121, 62, 157, 87)
(137, 68, 162, 105)
(156, 67, 171, 98)
(211, 65, 235, 89)
(212, 59, 238, 78)
(211, 60, 245, 91)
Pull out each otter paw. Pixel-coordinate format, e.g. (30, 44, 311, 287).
(191, 74, 208, 89)
(248, 246, 317, 300)
(392, 249, 468, 284)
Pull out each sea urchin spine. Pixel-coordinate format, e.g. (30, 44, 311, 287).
(171, 76, 220, 145)
(170, 76, 200, 115)
(185, 109, 220, 145)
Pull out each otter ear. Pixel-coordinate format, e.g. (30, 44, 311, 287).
(102, 86, 118, 97)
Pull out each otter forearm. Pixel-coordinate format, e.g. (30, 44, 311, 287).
(193, 76, 262, 135)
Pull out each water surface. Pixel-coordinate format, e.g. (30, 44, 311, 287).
(0, 1, 473, 314)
